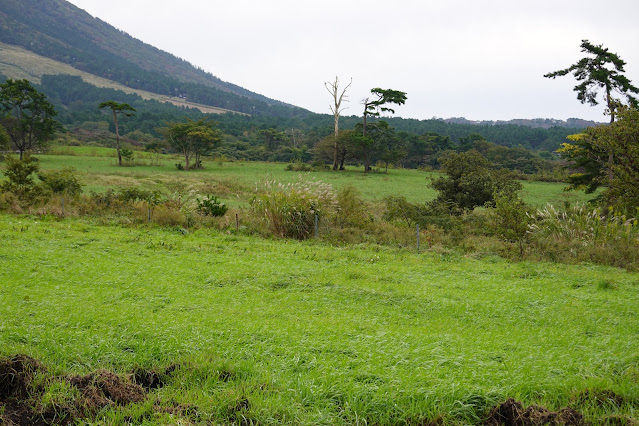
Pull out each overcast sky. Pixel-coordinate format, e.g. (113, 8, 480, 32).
(66, 0, 639, 122)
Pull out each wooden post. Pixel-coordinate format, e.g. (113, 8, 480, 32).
(416, 224, 420, 251)
(315, 214, 319, 239)
(236, 213, 239, 231)
(61, 197, 64, 216)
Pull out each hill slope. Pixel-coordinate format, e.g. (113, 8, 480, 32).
(0, 42, 233, 114)
(0, 0, 307, 116)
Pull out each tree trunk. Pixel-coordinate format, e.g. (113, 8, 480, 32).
(113, 110, 122, 166)
(332, 134, 339, 171)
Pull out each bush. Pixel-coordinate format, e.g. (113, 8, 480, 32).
(38, 167, 83, 196)
(431, 150, 522, 214)
(251, 178, 337, 239)
(118, 187, 162, 204)
(196, 195, 228, 217)
(490, 192, 533, 257)
(0, 154, 40, 196)
(120, 148, 134, 165)
(333, 185, 371, 229)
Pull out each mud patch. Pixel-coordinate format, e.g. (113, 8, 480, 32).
(68, 370, 145, 412)
(485, 398, 584, 425)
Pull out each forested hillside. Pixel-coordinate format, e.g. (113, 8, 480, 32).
(0, 0, 309, 117)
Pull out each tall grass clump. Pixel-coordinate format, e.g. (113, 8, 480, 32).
(251, 178, 337, 239)
(529, 203, 639, 269)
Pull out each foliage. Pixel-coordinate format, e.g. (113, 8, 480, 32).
(196, 195, 228, 217)
(361, 88, 407, 171)
(430, 150, 522, 214)
(118, 187, 163, 205)
(528, 203, 639, 269)
(119, 147, 134, 165)
(490, 192, 533, 257)
(314, 130, 359, 170)
(98, 101, 136, 166)
(0, 123, 10, 151)
(559, 107, 639, 214)
(333, 185, 370, 229)
(164, 118, 222, 170)
(544, 40, 639, 123)
(0, 79, 57, 158)
(251, 178, 337, 239)
(0, 153, 40, 196)
(38, 167, 82, 196)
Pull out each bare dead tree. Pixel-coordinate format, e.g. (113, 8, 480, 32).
(325, 76, 352, 170)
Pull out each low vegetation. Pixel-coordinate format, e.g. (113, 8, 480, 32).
(1, 213, 638, 425)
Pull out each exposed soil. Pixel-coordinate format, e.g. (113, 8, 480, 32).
(485, 398, 584, 426)
(0, 355, 180, 425)
(0, 355, 45, 400)
(0, 355, 50, 425)
(67, 370, 145, 412)
(2, 355, 636, 425)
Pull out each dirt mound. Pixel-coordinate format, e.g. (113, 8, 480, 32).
(0, 354, 45, 399)
(0, 355, 49, 426)
(485, 398, 584, 425)
(68, 370, 145, 412)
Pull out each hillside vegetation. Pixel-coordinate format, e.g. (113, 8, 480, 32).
(0, 0, 305, 117)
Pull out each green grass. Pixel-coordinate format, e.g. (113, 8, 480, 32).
(1, 213, 638, 424)
(15, 147, 593, 208)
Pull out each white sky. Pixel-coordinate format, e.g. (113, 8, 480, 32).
(66, 0, 639, 122)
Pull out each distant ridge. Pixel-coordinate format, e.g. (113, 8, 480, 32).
(441, 117, 602, 129)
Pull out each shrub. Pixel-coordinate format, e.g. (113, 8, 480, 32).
(0, 154, 40, 196)
(490, 192, 534, 257)
(120, 148, 134, 165)
(431, 150, 522, 214)
(251, 178, 337, 239)
(118, 187, 162, 204)
(196, 195, 228, 217)
(333, 185, 371, 229)
(38, 167, 82, 196)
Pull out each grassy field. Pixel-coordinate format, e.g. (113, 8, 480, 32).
(1, 212, 639, 425)
(27, 147, 590, 209)
(2, 149, 634, 425)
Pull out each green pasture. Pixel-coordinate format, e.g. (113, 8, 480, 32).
(1, 213, 638, 424)
(10, 146, 592, 208)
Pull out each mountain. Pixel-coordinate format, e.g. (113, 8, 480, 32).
(0, 0, 308, 117)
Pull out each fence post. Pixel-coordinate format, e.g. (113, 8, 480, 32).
(61, 196, 64, 216)
(148, 205, 151, 223)
(315, 214, 319, 239)
(416, 223, 420, 251)
(236, 213, 239, 231)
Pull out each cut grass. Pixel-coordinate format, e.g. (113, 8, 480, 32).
(1, 213, 638, 424)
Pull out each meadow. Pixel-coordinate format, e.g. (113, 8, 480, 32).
(35, 146, 589, 208)
(1, 213, 638, 425)
(1, 149, 637, 425)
